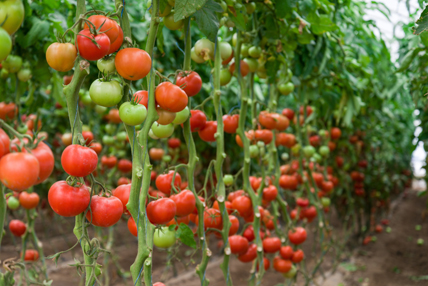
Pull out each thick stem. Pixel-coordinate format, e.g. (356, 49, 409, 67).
(0, 185, 5, 247)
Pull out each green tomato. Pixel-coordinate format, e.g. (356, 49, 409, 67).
(303, 146, 315, 158)
(95, 105, 107, 115)
(89, 79, 123, 107)
(149, 129, 159, 140)
(102, 135, 115, 145)
(116, 150, 126, 158)
(2, 55, 22, 73)
(312, 153, 322, 163)
(148, 0, 171, 16)
(219, 1, 227, 12)
(80, 93, 93, 106)
(248, 46, 262, 58)
(257, 70, 267, 79)
(281, 153, 289, 161)
(153, 227, 176, 248)
(119, 102, 147, 126)
(220, 69, 232, 86)
(319, 146, 330, 157)
(7, 196, 19, 210)
(319, 129, 328, 138)
(291, 144, 301, 155)
(164, 12, 183, 30)
(241, 44, 250, 58)
(0, 68, 9, 79)
(172, 106, 190, 125)
(17, 68, 31, 82)
(278, 82, 294, 95)
(105, 123, 116, 135)
(0, 28, 12, 61)
(114, 140, 125, 149)
(97, 57, 116, 74)
(283, 265, 297, 278)
(17, 124, 27, 134)
(191, 47, 205, 63)
(244, 58, 258, 73)
(225, 18, 235, 28)
(151, 122, 174, 138)
(249, 145, 259, 158)
(321, 197, 331, 208)
(219, 42, 233, 60)
(245, 2, 256, 14)
(223, 174, 234, 186)
(194, 39, 215, 61)
(162, 155, 172, 162)
(116, 131, 127, 141)
(0, 0, 25, 35)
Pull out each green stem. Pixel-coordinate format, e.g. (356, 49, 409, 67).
(0, 185, 6, 247)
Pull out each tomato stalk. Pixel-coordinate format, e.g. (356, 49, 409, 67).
(181, 18, 210, 286)
(0, 185, 6, 246)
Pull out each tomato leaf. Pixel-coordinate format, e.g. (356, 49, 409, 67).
(51, 72, 66, 107)
(176, 223, 196, 249)
(174, 0, 207, 22)
(274, 0, 296, 18)
(227, 9, 247, 31)
(414, 6, 428, 35)
(159, 0, 168, 15)
(17, 17, 50, 49)
(266, 60, 280, 84)
(157, 23, 165, 55)
(307, 12, 337, 35)
(194, 0, 222, 43)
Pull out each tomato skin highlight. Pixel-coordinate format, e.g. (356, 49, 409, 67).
(61, 145, 98, 177)
(147, 198, 177, 225)
(48, 181, 90, 217)
(76, 29, 110, 61)
(86, 195, 123, 227)
(46, 43, 77, 72)
(115, 48, 151, 81)
(155, 82, 188, 112)
(155, 171, 182, 196)
(176, 71, 202, 97)
(0, 152, 39, 191)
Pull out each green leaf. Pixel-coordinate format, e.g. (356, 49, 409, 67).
(174, 0, 207, 22)
(266, 60, 280, 84)
(160, 0, 168, 14)
(275, 0, 296, 18)
(157, 23, 165, 55)
(227, 10, 246, 31)
(307, 12, 337, 35)
(414, 6, 428, 35)
(51, 73, 66, 107)
(396, 47, 423, 73)
(176, 223, 196, 249)
(17, 17, 50, 49)
(194, 0, 222, 42)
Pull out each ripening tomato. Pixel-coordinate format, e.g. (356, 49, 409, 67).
(229, 60, 250, 77)
(203, 208, 222, 229)
(227, 190, 245, 202)
(118, 159, 132, 173)
(282, 108, 295, 121)
(48, 181, 90, 217)
(115, 48, 151, 81)
(89, 142, 102, 155)
(170, 190, 196, 217)
(228, 215, 239, 236)
(153, 283, 166, 286)
(190, 110, 207, 132)
(176, 71, 202, 97)
(232, 196, 252, 217)
(156, 82, 188, 112)
(330, 127, 341, 140)
(117, 177, 131, 186)
(61, 145, 98, 177)
(262, 185, 278, 202)
(299, 106, 313, 116)
(223, 114, 239, 134)
(89, 79, 123, 107)
(108, 25, 123, 54)
(31, 141, 54, 184)
(291, 249, 304, 263)
(128, 216, 138, 236)
(19, 192, 39, 209)
(288, 227, 307, 245)
(280, 246, 294, 260)
(156, 171, 182, 195)
(101, 155, 117, 168)
(0, 152, 39, 191)
(147, 198, 177, 225)
(112, 183, 131, 214)
(9, 219, 26, 237)
(259, 111, 276, 129)
(229, 235, 249, 255)
(272, 114, 289, 131)
(84, 15, 120, 43)
(279, 175, 298, 190)
(46, 43, 77, 72)
(149, 148, 164, 161)
(0, 102, 17, 120)
(86, 195, 123, 227)
(255, 130, 273, 144)
(198, 121, 217, 142)
(238, 244, 257, 263)
(24, 249, 39, 261)
(273, 257, 292, 273)
(76, 29, 110, 61)
(263, 237, 281, 253)
(154, 226, 176, 248)
(168, 138, 181, 149)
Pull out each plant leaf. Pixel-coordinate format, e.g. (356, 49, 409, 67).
(174, 0, 207, 22)
(176, 223, 196, 249)
(194, 0, 222, 42)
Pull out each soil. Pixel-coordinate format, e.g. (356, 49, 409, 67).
(1, 185, 427, 286)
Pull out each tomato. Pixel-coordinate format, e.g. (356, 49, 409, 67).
(164, 12, 183, 30)
(118, 159, 132, 173)
(173, 106, 190, 125)
(190, 110, 207, 132)
(24, 249, 39, 261)
(263, 237, 281, 253)
(263, 185, 278, 201)
(76, 29, 110, 61)
(194, 39, 214, 61)
(176, 71, 202, 97)
(7, 196, 19, 209)
(228, 215, 239, 236)
(117, 177, 131, 186)
(19, 192, 39, 210)
(227, 190, 245, 202)
(101, 155, 117, 168)
(63, 75, 73, 85)
(170, 190, 196, 217)
(48, 181, 90, 217)
(220, 68, 232, 86)
(238, 244, 257, 263)
(128, 216, 138, 236)
(155, 171, 182, 195)
(223, 114, 239, 134)
(2, 55, 22, 73)
(97, 56, 116, 74)
(198, 121, 217, 142)
(84, 15, 119, 43)
(0, 28, 12, 61)
(154, 226, 176, 248)
(244, 58, 259, 72)
(280, 246, 294, 259)
(156, 107, 176, 125)
(273, 257, 292, 273)
(224, 174, 234, 186)
(156, 82, 188, 112)
(147, 198, 177, 225)
(229, 235, 249, 255)
(112, 183, 131, 214)
(203, 208, 222, 229)
(133, 90, 148, 108)
(86, 195, 123, 227)
(255, 130, 273, 144)
(61, 145, 97, 177)
(279, 175, 298, 190)
(291, 249, 304, 263)
(288, 227, 307, 245)
(149, 148, 164, 160)
(0, 153, 39, 191)
(229, 60, 250, 77)
(28, 141, 54, 184)
(90, 142, 103, 154)
(46, 43, 77, 72)
(232, 196, 252, 217)
(108, 25, 123, 54)
(115, 48, 151, 81)
(9, 219, 26, 237)
(153, 283, 166, 286)
(282, 108, 295, 120)
(278, 82, 294, 95)
(191, 47, 205, 63)
(89, 79, 122, 107)
(168, 138, 181, 149)
(0, 102, 16, 121)
(119, 102, 147, 126)
(219, 41, 233, 60)
(273, 114, 290, 131)
(151, 122, 175, 138)
(0, 0, 24, 35)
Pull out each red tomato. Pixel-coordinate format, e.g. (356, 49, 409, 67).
(279, 175, 298, 190)
(330, 127, 341, 140)
(117, 177, 131, 186)
(112, 183, 131, 214)
(288, 227, 307, 245)
(170, 190, 196, 217)
(108, 25, 123, 54)
(190, 110, 207, 132)
(273, 257, 292, 273)
(176, 71, 202, 97)
(101, 155, 118, 168)
(90, 142, 103, 154)
(223, 114, 239, 134)
(149, 148, 164, 161)
(147, 198, 177, 225)
(255, 129, 273, 144)
(198, 121, 217, 142)
(133, 90, 148, 108)
(203, 208, 222, 229)
(76, 29, 110, 61)
(238, 244, 257, 262)
(153, 283, 166, 286)
(128, 216, 138, 237)
(168, 138, 181, 149)
(19, 192, 39, 209)
(48, 181, 90, 217)
(227, 190, 245, 202)
(155, 171, 182, 196)
(118, 159, 132, 173)
(280, 246, 294, 259)
(232, 196, 252, 217)
(84, 15, 120, 43)
(0, 128, 10, 156)
(0, 152, 39, 191)
(213, 200, 233, 215)
(263, 237, 281, 253)
(282, 108, 294, 120)
(155, 82, 188, 112)
(61, 145, 97, 177)
(299, 106, 313, 116)
(31, 141, 54, 184)
(263, 185, 278, 201)
(229, 60, 250, 77)
(9, 219, 26, 237)
(228, 215, 239, 236)
(259, 111, 276, 129)
(115, 48, 151, 81)
(24, 249, 39, 261)
(229, 235, 249, 255)
(292, 249, 304, 263)
(86, 195, 123, 227)
(0, 102, 18, 120)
